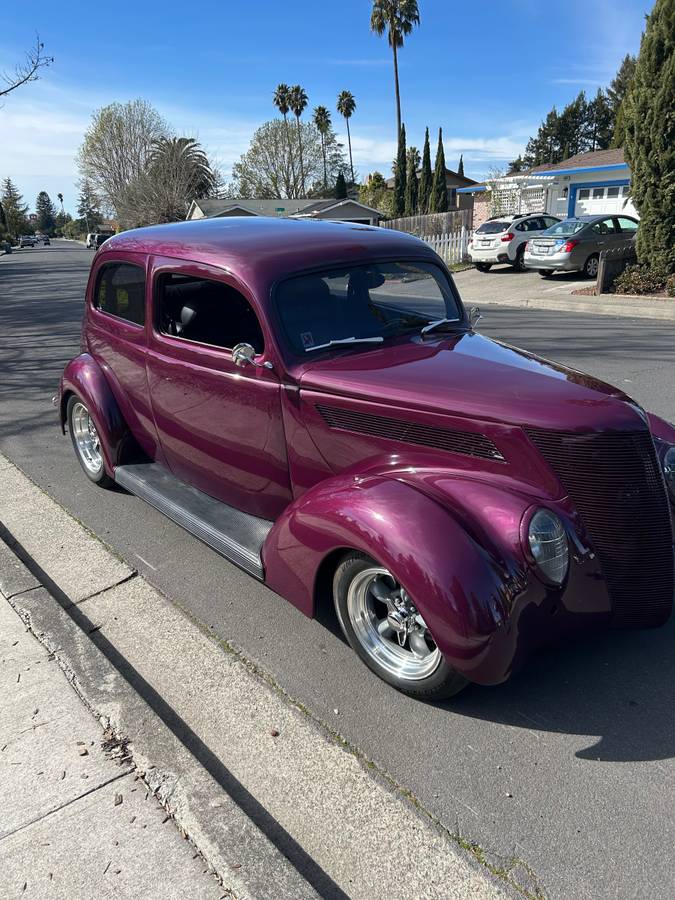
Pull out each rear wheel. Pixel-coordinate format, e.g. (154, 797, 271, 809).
(475, 262, 492, 273)
(539, 269, 554, 278)
(584, 254, 599, 278)
(513, 246, 527, 272)
(67, 395, 114, 488)
(333, 553, 468, 700)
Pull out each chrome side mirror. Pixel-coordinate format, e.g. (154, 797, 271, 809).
(469, 306, 482, 329)
(232, 342, 273, 370)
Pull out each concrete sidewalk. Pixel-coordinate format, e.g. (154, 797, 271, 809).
(0, 590, 223, 900)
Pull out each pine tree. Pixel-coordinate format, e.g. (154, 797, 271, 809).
(393, 124, 407, 217)
(1, 178, 29, 240)
(404, 146, 420, 216)
(35, 191, 57, 234)
(418, 127, 432, 214)
(430, 127, 447, 212)
(623, 0, 675, 272)
(586, 89, 613, 150)
(334, 170, 347, 199)
(77, 180, 103, 232)
(457, 154, 464, 177)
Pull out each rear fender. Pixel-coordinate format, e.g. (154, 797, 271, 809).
(263, 474, 518, 676)
(59, 353, 129, 475)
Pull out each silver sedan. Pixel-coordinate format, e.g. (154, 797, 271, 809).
(523, 214, 638, 278)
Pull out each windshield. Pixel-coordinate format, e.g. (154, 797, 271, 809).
(542, 219, 587, 237)
(476, 221, 510, 234)
(276, 261, 461, 355)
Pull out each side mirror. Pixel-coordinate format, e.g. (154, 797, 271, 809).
(232, 342, 273, 370)
(469, 306, 482, 328)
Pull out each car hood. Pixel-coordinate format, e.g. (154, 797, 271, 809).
(297, 332, 644, 432)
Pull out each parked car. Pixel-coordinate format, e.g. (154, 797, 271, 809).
(93, 233, 113, 249)
(19, 235, 36, 248)
(523, 214, 639, 278)
(43, 236, 51, 246)
(86, 233, 97, 249)
(468, 213, 561, 272)
(56, 218, 674, 700)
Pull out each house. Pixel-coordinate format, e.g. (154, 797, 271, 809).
(457, 148, 636, 229)
(384, 167, 478, 210)
(186, 197, 383, 227)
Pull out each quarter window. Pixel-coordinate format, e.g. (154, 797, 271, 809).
(156, 273, 264, 353)
(94, 263, 146, 326)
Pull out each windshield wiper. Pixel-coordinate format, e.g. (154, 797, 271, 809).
(420, 317, 460, 335)
(304, 336, 384, 353)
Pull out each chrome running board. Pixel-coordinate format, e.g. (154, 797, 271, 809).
(114, 463, 272, 579)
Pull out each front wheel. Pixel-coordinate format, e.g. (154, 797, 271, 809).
(333, 553, 468, 700)
(584, 254, 599, 278)
(67, 395, 114, 488)
(474, 262, 492, 273)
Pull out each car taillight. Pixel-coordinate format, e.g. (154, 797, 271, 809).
(501, 232, 514, 242)
(562, 239, 579, 253)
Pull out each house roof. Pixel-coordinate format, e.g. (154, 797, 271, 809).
(188, 198, 324, 218)
(528, 147, 626, 175)
(292, 198, 383, 219)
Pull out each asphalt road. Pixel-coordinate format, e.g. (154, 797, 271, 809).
(1, 241, 674, 899)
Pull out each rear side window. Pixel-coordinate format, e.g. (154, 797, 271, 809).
(616, 217, 638, 233)
(476, 221, 509, 234)
(94, 263, 146, 326)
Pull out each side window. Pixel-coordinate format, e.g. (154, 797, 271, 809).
(616, 216, 638, 233)
(544, 217, 559, 228)
(156, 273, 264, 354)
(94, 263, 146, 326)
(591, 218, 617, 235)
(515, 221, 527, 231)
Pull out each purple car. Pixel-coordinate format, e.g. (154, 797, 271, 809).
(57, 217, 675, 699)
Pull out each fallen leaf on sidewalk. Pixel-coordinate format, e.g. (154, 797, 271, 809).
(77, 746, 88, 757)
(114, 793, 123, 806)
(270, 728, 280, 737)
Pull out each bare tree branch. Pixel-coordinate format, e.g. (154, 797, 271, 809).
(0, 34, 54, 98)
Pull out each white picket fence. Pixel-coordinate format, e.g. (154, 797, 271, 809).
(382, 210, 471, 264)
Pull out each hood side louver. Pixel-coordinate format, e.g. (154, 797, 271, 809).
(315, 405, 504, 461)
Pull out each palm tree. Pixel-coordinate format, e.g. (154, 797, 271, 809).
(273, 83, 297, 196)
(313, 106, 332, 192)
(289, 85, 308, 196)
(57, 192, 64, 214)
(336, 91, 356, 186)
(370, 0, 420, 138)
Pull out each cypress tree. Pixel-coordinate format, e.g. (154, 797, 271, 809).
(393, 124, 407, 217)
(418, 127, 432, 214)
(335, 170, 347, 199)
(431, 127, 448, 212)
(623, 0, 675, 272)
(404, 146, 419, 216)
(457, 154, 464, 177)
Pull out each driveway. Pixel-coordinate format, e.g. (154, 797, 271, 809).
(453, 264, 589, 306)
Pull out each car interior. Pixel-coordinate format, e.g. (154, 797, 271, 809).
(157, 274, 265, 353)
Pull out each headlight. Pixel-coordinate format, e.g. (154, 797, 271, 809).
(527, 509, 569, 585)
(664, 446, 675, 500)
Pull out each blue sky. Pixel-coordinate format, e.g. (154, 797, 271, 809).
(1, 0, 651, 215)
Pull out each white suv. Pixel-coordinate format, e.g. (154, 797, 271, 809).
(469, 213, 560, 272)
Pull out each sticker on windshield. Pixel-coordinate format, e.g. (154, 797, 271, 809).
(301, 331, 315, 349)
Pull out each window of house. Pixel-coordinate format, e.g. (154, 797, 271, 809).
(155, 273, 264, 353)
(94, 263, 146, 326)
(606, 186, 620, 198)
(578, 188, 590, 200)
(592, 187, 605, 200)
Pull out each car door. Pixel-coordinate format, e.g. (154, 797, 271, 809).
(145, 258, 292, 521)
(589, 217, 622, 253)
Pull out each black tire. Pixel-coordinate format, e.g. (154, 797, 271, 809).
(583, 254, 599, 278)
(475, 262, 492, 273)
(67, 395, 114, 488)
(539, 269, 554, 278)
(513, 246, 527, 272)
(333, 552, 468, 700)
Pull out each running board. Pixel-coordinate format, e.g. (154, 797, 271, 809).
(114, 463, 272, 579)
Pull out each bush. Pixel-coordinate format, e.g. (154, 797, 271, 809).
(612, 263, 668, 295)
(667, 274, 675, 297)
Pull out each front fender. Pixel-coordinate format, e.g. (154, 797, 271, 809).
(263, 474, 523, 681)
(648, 412, 675, 445)
(59, 353, 128, 475)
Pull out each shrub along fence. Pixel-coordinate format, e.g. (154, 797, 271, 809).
(382, 210, 471, 264)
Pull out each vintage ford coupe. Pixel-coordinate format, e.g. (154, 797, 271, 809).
(57, 217, 675, 699)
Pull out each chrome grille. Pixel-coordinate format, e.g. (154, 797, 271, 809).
(526, 429, 673, 627)
(316, 405, 504, 461)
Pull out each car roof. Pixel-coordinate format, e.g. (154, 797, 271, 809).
(97, 217, 436, 286)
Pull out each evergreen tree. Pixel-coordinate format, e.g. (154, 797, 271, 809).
(557, 92, 588, 158)
(607, 54, 637, 114)
(35, 191, 57, 234)
(0, 201, 6, 229)
(430, 127, 447, 212)
(393, 124, 407, 217)
(418, 126, 432, 213)
(508, 155, 526, 173)
(585, 89, 613, 151)
(334, 170, 348, 199)
(457, 154, 464, 177)
(359, 172, 394, 218)
(1, 178, 29, 240)
(404, 146, 419, 216)
(623, 0, 675, 272)
(77, 181, 103, 232)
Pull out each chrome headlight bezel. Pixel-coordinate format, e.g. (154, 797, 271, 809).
(663, 446, 675, 502)
(523, 508, 570, 586)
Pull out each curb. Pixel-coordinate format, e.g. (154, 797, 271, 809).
(479, 291, 675, 321)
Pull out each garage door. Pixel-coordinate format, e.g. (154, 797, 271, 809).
(574, 184, 638, 218)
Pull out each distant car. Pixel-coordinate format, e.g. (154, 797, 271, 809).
(468, 213, 561, 272)
(43, 236, 51, 245)
(94, 233, 113, 249)
(523, 214, 639, 278)
(86, 233, 97, 249)
(19, 235, 36, 248)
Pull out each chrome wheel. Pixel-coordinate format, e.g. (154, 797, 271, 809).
(345, 566, 441, 682)
(70, 402, 103, 475)
(585, 256, 599, 277)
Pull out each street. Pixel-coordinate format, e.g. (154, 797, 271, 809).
(1, 240, 674, 899)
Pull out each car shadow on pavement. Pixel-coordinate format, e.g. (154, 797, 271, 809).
(436, 618, 675, 763)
